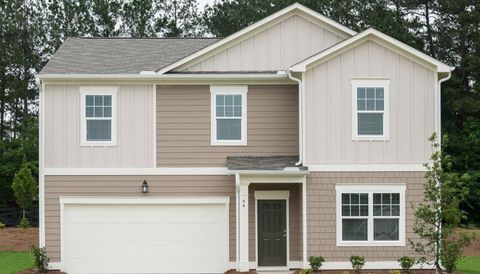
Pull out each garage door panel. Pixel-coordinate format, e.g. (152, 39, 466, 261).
(63, 202, 228, 273)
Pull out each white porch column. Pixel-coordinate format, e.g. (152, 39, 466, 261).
(239, 184, 250, 271)
(302, 176, 308, 268)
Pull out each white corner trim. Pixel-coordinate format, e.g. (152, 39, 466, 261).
(39, 81, 46, 248)
(152, 84, 157, 167)
(210, 85, 248, 146)
(79, 86, 118, 146)
(156, 3, 356, 74)
(351, 79, 390, 141)
(335, 184, 406, 247)
(306, 163, 427, 172)
(254, 190, 290, 199)
(291, 28, 453, 73)
(43, 167, 230, 176)
(59, 196, 230, 205)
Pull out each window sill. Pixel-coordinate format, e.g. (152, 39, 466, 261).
(336, 241, 405, 247)
(211, 140, 247, 146)
(352, 136, 389, 141)
(81, 142, 117, 147)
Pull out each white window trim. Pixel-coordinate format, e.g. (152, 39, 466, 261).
(210, 85, 248, 146)
(80, 86, 118, 146)
(351, 79, 390, 140)
(335, 184, 406, 247)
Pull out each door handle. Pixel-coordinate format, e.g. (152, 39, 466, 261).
(283, 229, 287, 237)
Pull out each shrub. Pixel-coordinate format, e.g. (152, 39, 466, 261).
(17, 218, 31, 228)
(308, 256, 325, 271)
(441, 233, 473, 273)
(350, 255, 365, 274)
(12, 163, 37, 228)
(341, 271, 350, 274)
(0, 222, 5, 229)
(398, 256, 415, 273)
(31, 245, 49, 273)
(301, 269, 313, 274)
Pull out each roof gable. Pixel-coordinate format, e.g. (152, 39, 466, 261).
(291, 28, 453, 73)
(157, 3, 356, 74)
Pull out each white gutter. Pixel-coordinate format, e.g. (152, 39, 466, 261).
(287, 69, 303, 166)
(37, 73, 290, 81)
(437, 70, 453, 146)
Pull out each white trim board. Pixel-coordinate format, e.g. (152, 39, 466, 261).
(321, 261, 433, 270)
(306, 163, 427, 172)
(59, 196, 230, 205)
(44, 167, 231, 176)
(291, 28, 453, 73)
(157, 3, 356, 74)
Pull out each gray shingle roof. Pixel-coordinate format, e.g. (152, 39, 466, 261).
(227, 155, 306, 171)
(40, 37, 220, 74)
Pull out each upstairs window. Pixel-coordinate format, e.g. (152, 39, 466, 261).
(336, 185, 405, 246)
(80, 87, 117, 146)
(210, 85, 247, 145)
(352, 80, 389, 140)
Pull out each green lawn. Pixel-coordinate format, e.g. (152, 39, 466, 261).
(458, 256, 480, 274)
(0, 252, 34, 274)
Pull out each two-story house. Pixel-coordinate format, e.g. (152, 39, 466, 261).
(37, 3, 453, 273)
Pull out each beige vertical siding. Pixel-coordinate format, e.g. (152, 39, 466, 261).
(44, 175, 236, 263)
(248, 183, 303, 262)
(304, 41, 436, 165)
(183, 15, 344, 72)
(44, 84, 154, 168)
(156, 85, 299, 167)
(307, 171, 424, 261)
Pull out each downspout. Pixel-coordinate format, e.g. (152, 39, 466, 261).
(235, 172, 240, 271)
(437, 70, 452, 147)
(288, 68, 303, 166)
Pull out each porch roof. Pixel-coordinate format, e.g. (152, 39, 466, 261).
(227, 155, 307, 171)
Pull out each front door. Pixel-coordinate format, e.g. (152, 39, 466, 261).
(257, 200, 287, 266)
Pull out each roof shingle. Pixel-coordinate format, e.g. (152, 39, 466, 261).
(40, 37, 220, 74)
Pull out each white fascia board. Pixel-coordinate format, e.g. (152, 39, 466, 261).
(44, 167, 230, 176)
(59, 196, 230, 205)
(37, 73, 288, 81)
(291, 28, 454, 73)
(156, 3, 356, 74)
(228, 169, 309, 176)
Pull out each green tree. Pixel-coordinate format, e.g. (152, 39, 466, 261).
(12, 162, 37, 226)
(91, 0, 122, 37)
(158, 0, 203, 37)
(121, 0, 157, 37)
(410, 134, 472, 273)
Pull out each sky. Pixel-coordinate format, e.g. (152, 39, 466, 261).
(197, 0, 217, 10)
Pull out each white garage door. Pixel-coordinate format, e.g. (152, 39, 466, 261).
(61, 197, 229, 274)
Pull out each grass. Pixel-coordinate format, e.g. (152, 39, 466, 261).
(457, 256, 480, 274)
(0, 252, 34, 274)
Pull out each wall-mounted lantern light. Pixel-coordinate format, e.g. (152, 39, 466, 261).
(141, 180, 149, 193)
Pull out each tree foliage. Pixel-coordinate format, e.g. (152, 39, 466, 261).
(410, 133, 472, 273)
(12, 162, 37, 223)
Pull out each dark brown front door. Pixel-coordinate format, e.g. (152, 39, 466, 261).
(257, 200, 287, 266)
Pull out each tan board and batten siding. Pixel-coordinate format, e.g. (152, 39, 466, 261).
(44, 175, 236, 263)
(156, 85, 299, 166)
(44, 84, 154, 168)
(182, 15, 344, 72)
(304, 40, 436, 165)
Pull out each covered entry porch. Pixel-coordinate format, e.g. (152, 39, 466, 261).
(228, 156, 308, 271)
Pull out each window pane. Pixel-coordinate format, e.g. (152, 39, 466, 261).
(382, 205, 392, 216)
(357, 99, 365, 111)
(342, 205, 350, 216)
(392, 205, 400, 216)
(234, 95, 242, 106)
(216, 106, 224, 117)
(217, 119, 241, 140)
(233, 106, 242, 117)
(351, 205, 359, 216)
(94, 106, 103, 117)
(367, 88, 375, 99)
(225, 95, 233, 105)
(360, 205, 368, 216)
(392, 193, 400, 204)
(374, 219, 399, 241)
(376, 99, 384, 111)
(376, 88, 384, 99)
(86, 120, 111, 141)
(358, 113, 383, 135)
(382, 193, 391, 204)
(216, 95, 225, 106)
(374, 205, 382, 216)
(103, 95, 112, 106)
(366, 99, 375, 110)
(342, 219, 368, 241)
(86, 106, 94, 117)
(342, 194, 350, 204)
(86, 95, 94, 106)
(357, 88, 365, 99)
(104, 106, 112, 118)
(94, 95, 103, 106)
(351, 193, 359, 204)
(360, 194, 368, 204)
(373, 194, 381, 204)
(225, 106, 233, 117)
